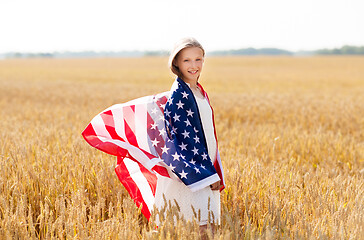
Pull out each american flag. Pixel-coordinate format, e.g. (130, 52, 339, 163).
(82, 77, 225, 220)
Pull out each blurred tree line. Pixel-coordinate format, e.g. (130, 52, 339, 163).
(207, 48, 293, 56)
(315, 45, 364, 55)
(1, 46, 364, 59)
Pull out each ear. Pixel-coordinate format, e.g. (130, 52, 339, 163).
(173, 59, 178, 68)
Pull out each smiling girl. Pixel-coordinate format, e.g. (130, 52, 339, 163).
(153, 37, 225, 232)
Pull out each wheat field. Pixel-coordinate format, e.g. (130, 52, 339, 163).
(0, 56, 363, 239)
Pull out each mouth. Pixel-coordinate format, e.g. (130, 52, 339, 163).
(188, 70, 198, 75)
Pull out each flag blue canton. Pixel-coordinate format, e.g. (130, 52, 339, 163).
(162, 78, 218, 187)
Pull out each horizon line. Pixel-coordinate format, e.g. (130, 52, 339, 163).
(1, 44, 364, 55)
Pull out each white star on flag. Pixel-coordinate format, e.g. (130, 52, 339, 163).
(179, 142, 188, 151)
(151, 108, 158, 114)
(173, 113, 180, 122)
(176, 100, 184, 109)
(159, 128, 166, 136)
(184, 119, 191, 127)
(158, 115, 164, 122)
(161, 146, 169, 154)
(181, 91, 189, 99)
(180, 170, 188, 179)
(201, 152, 208, 160)
(151, 138, 159, 147)
(172, 152, 180, 161)
(164, 109, 171, 117)
(169, 163, 176, 171)
(192, 147, 199, 155)
(182, 130, 190, 139)
(186, 109, 194, 117)
(193, 135, 200, 143)
(150, 122, 158, 130)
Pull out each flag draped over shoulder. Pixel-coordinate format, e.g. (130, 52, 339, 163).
(82, 77, 225, 220)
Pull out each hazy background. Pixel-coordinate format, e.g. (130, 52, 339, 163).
(0, 0, 363, 54)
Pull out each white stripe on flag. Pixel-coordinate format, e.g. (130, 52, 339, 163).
(111, 108, 127, 141)
(124, 158, 155, 211)
(123, 106, 136, 140)
(135, 104, 150, 153)
(92, 114, 112, 139)
(187, 173, 221, 192)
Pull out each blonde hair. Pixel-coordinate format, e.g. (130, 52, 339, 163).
(168, 37, 205, 78)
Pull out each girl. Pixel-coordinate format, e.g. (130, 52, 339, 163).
(153, 37, 225, 229)
(82, 37, 225, 233)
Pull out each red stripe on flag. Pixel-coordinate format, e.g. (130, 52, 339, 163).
(152, 165, 169, 178)
(155, 96, 168, 112)
(124, 119, 139, 147)
(115, 157, 155, 219)
(82, 123, 128, 157)
(82, 123, 99, 146)
(130, 105, 135, 112)
(100, 110, 125, 142)
(214, 160, 224, 191)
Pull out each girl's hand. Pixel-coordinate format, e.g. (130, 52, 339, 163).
(210, 181, 223, 191)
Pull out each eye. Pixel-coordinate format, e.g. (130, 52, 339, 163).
(183, 59, 189, 62)
(196, 58, 201, 61)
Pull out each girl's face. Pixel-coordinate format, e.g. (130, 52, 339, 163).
(175, 47, 204, 84)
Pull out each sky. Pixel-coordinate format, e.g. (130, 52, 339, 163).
(0, 0, 363, 53)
